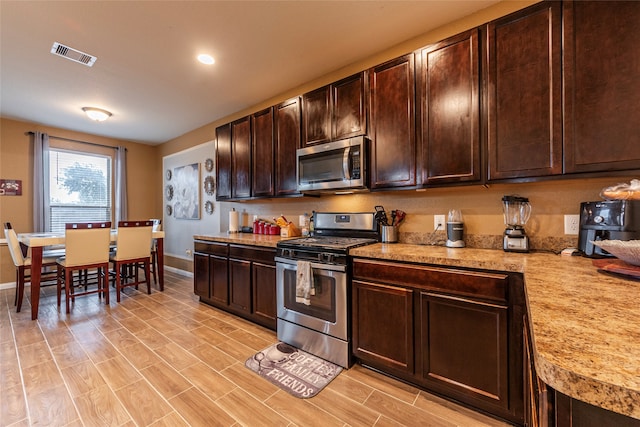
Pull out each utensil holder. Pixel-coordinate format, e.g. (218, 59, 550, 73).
(381, 225, 398, 243)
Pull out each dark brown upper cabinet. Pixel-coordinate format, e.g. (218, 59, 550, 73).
(215, 123, 232, 201)
(332, 72, 368, 141)
(251, 107, 275, 197)
(369, 54, 417, 189)
(274, 96, 302, 197)
(418, 28, 481, 186)
(301, 86, 331, 145)
(563, 0, 640, 174)
(301, 71, 368, 146)
(486, 1, 562, 181)
(231, 116, 252, 199)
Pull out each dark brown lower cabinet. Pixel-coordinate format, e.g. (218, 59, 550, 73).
(252, 261, 277, 328)
(524, 315, 552, 427)
(229, 258, 251, 314)
(352, 280, 414, 374)
(554, 392, 640, 427)
(352, 258, 525, 425)
(194, 240, 276, 330)
(419, 292, 508, 412)
(194, 241, 228, 305)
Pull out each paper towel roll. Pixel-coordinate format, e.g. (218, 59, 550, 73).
(229, 209, 240, 233)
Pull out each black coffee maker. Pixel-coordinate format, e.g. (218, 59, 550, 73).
(578, 200, 640, 257)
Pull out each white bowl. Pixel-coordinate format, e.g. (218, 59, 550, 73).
(591, 240, 640, 266)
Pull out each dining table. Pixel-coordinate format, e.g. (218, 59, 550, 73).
(18, 230, 165, 320)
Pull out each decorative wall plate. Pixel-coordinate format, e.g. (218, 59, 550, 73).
(165, 185, 174, 201)
(204, 175, 215, 196)
(166, 205, 173, 216)
(166, 169, 172, 180)
(205, 201, 214, 215)
(204, 158, 214, 172)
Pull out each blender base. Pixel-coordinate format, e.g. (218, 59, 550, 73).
(503, 235, 529, 252)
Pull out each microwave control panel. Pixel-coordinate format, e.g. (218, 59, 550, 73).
(351, 147, 361, 179)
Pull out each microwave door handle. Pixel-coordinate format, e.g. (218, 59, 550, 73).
(343, 147, 351, 180)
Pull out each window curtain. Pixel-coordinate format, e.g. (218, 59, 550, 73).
(115, 146, 128, 223)
(32, 132, 50, 232)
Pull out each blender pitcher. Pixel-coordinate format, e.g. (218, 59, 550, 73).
(502, 195, 531, 252)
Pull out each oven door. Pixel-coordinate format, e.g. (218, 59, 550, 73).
(275, 257, 348, 340)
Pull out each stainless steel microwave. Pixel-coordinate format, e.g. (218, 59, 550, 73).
(296, 136, 368, 193)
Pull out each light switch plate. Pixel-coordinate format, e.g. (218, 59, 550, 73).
(434, 215, 445, 231)
(564, 214, 580, 235)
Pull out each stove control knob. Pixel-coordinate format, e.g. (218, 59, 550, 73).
(593, 215, 604, 224)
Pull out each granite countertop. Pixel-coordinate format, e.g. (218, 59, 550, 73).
(350, 243, 640, 420)
(194, 232, 288, 248)
(193, 234, 640, 419)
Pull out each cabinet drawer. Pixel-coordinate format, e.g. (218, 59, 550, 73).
(194, 240, 228, 256)
(229, 244, 275, 264)
(353, 259, 508, 302)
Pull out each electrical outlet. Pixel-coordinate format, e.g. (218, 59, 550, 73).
(434, 215, 446, 231)
(564, 214, 580, 235)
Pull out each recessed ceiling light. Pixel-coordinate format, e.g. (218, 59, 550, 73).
(197, 54, 215, 65)
(82, 107, 112, 122)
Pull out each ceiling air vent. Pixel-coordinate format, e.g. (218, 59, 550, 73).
(50, 42, 97, 67)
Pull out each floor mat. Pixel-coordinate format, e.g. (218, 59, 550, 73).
(245, 342, 342, 398)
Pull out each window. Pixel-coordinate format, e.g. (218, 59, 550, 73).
(49, 148, 112, 232)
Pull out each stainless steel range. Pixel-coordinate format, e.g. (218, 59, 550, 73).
(275, 212, 378, 368)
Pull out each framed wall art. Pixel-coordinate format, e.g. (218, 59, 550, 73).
(172, 163, 200, 219)
(0, 179, 22, 196)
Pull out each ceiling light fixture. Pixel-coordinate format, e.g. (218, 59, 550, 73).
(82, 107, 112, 122)
(197, 54, 215, 65)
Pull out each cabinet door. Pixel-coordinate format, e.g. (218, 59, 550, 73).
(229, 258, 251, 313)
(252, 262, 276, 329)
(274, 96, 302, 196)
(332, 72, 367, 140)
(369, 54, 416, 189)
(486, 2, 562, 180)
(352, 279, 414, 374)
(419, 292, 509, 411)
(210, 255, 228, 305)
(555, 391, 640, 427)
(252, 107, 275, 197)
(231, 116, 251, 199)
(524, 316, 552, 427)
(302, 86, 331, 146)
(563, 1, 640, 173)
(215, 124, 232, 200)
(419, 29, 481, 185)
(193, 253, 210, 299)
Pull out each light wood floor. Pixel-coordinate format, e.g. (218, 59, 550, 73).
(1, 270, 511, 427)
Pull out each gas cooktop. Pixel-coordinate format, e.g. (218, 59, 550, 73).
(278, 236, 378, 251)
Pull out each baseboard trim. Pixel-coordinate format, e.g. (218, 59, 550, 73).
(0, 282, 16, 291)
(165, 266, 193, 278)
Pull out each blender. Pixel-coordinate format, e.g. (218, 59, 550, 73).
(502, 195, 531, 252)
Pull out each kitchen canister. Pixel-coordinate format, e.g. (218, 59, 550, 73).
(381, 225, 398, 243)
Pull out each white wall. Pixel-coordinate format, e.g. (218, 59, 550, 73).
(163, 141, 218, 261)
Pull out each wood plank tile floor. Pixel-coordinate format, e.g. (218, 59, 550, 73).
(1, 270, 511, 427)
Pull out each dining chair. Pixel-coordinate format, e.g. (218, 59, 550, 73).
(111, 220, 153, 302)
(56, 222, 111, 314)
(149, 219, 161, 284)
(3, 222, 60, 312)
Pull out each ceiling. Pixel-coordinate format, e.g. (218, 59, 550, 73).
(0, 1, 500, 146)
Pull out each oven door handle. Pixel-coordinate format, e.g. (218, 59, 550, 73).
(275, 257, 347, 273)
